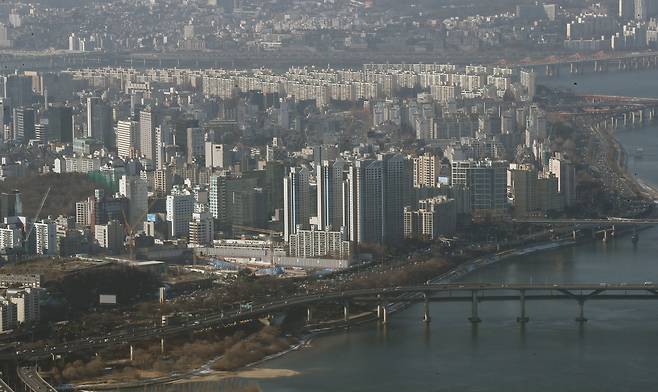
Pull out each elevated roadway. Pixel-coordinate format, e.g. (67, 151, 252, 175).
(11, 283, 658, 361)
(512, 218, 658, 225)
(0, 376, 13, 392)
(17, 367, 56, 392)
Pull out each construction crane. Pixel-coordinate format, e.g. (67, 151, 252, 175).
(121, 198, 159, 259)
(232, 225, 282, 265)
(23, 187, 51, 254)
(120, 208, 136, 259)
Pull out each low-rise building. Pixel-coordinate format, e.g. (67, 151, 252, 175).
(7, 287, 39, 324)
(188, 212, 214, 246)
(95, 220, 125, 254)
(404, 196, 457, 240)
(288, 225, 352, 259)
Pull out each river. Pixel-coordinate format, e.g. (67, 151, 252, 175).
(131, 71, 658, 392)
(249, 70, 658, 392)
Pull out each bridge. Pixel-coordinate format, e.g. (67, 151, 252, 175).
(0, 376, 13, 392)
(512, 218, 658, 225)
(10, 283, 658, 362)
(512, 218, 657, 241)
(516, 51, 658, 77)
(576, 94, 658, 105)
(17, 366, 56, 392)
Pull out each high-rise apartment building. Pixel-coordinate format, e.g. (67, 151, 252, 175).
(283, 167, 311, 242)
(451, 159, 508, 215)
(139, 109, 156, 161)
(116, 120, 139, 158)
(186, 127, 204, 164)
(94, 220, 124, 254)
(189, 212, 214, 246)
(0, 226, 22, 251)
(316, 159, 346, 231)
(0, 191, 22, 220)
(345, 155, 411, 244)
(86, 97, 113, 147)
(413, 152, 440, 188)
(2, 74, 32, 107)
(119, 175, 148, 227)
(34, 123, 48, 143)
(209, 174, 228, 223)
(620, 0, 635, 18)
(508, 164, 537, 217)
(12, 107, 35, 143)
(154, 122, 172, 170)
(47, 104, 73, 142)
(548, 153, 576, 207)
(205, 142, 232, 168)
(381, 153, 411, 242)
(75, 196, 96, 228)
(0, 24, 11, 48)
(8, 288, 39, 324)
(403, 196, 457, 240)
(33, 220, 57, 255)
(166, 193, 195, 237)
(345, 159, 383, 244)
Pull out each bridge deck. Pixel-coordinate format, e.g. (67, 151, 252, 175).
(11, 283, 658, 361)
(0, 377, 13, 392)
(17, 367, 57, 392)
(512, 219, 658, 225)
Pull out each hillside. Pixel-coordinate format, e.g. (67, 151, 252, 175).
(0, 173, 99, 218)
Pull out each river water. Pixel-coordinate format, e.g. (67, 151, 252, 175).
(246, 71, 658, 392)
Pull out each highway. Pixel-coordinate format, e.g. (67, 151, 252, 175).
(10, 282, 658, 361)
(17, 367, 56, 392)
(512, 218, 658, 225)
(0, 376, 13, 392)
(516, 50, 658, 67)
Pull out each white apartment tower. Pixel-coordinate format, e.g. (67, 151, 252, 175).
(33, 220, 57, 255)
(166, 194, 195, 237)
(116, 120, 139, 159)
(140, 109, 156, 161)
(413, 152, 440, 188)
(548, 153, 576, 207)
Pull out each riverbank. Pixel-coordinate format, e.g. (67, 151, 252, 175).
(255, 69, 658, 392)
(594, 121, 658, 202)
(75, 115, 658, 392)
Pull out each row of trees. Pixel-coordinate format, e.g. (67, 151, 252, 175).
(49, 326, 294, 384)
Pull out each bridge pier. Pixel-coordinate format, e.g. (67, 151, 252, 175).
(423, 292, 431, 323)
(468, 290, 481, 323)
(517, 289, 529, 324)
(545, 64, 560, 77)
(377, 304, 388, 324)
(575, 299, 587, 323)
